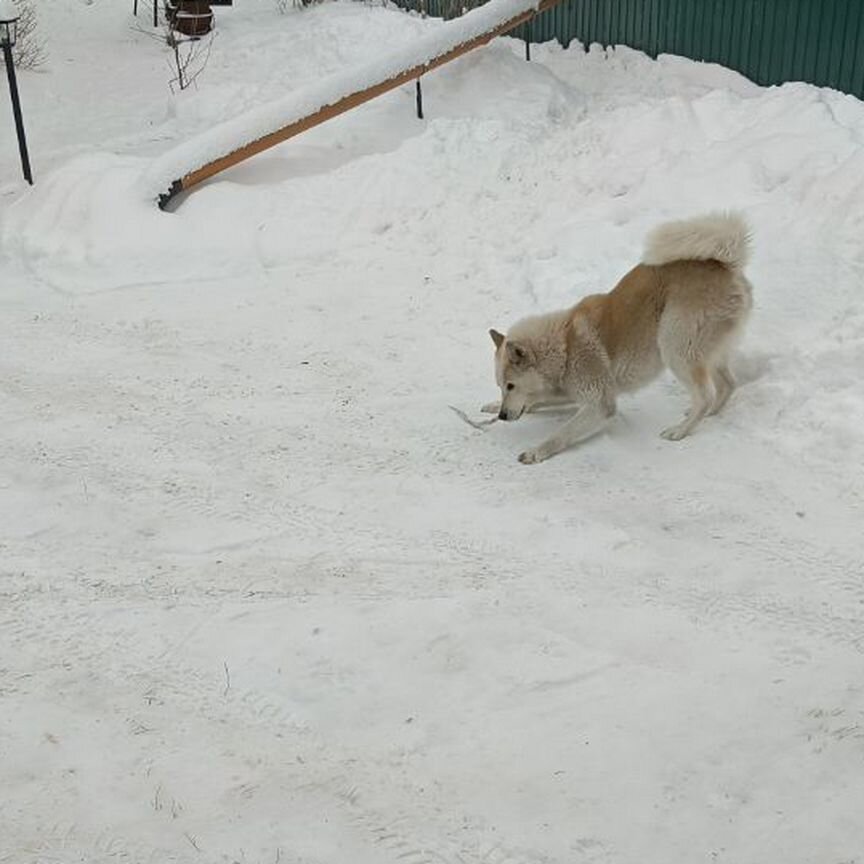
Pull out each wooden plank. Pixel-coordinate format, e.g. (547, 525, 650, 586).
(167, 0, 564, 203)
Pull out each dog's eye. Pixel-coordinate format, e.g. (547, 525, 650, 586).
(506, 383, 515, 391)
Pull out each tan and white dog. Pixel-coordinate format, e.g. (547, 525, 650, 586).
(485, 212, 753, 464)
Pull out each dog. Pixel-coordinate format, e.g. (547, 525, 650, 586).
(484, 212, 753, 464)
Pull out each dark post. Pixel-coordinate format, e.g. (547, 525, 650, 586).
(525, 20, 531, 61)
(415, 78, 423, 120)
(154, 0, 159, 27)
(2, 40, 32, 185)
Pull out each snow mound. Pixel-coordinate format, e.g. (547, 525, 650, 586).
(139, 0, 543, 200)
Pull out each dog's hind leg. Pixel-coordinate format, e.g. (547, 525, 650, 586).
(661, 360, 716, 441)
(709, 363, 735, 415)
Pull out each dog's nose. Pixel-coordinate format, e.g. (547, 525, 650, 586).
(498, 409, 508, 421)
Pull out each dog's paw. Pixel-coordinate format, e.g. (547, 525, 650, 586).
(660, 424, 690, 441)
(480, 401, 500, 415)
(518, 448, 545, 465)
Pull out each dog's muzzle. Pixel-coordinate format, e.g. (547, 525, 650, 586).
(498, 408, 523, 422)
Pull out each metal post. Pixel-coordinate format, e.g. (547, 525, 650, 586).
(415, 78, 423, 120)
(525, 20, 531, 61)
(153, 0, 159, 27)
(2, 41, 32, 185)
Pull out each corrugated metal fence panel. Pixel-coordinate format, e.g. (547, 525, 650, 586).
(396, 0, 864, 100)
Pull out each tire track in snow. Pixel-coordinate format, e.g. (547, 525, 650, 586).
(113, 651, 554, 864)
(627, 516, 864, 653)
(345, 801, 571, 864)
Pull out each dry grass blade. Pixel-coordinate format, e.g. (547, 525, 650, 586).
(449, 405, 498, 431)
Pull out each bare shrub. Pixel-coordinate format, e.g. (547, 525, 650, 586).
(9, 0, 46, 70)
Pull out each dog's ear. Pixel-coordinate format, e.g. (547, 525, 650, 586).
(489, 329, 505, 349)
(506, 341, 529, 364)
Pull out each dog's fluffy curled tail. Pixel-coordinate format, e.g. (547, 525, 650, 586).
(642, 212, 751, 271)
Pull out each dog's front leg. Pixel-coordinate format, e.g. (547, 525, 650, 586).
(526, 398, 580, 415)
(482, 398, 577, 416)
(518, 399, 615, 464)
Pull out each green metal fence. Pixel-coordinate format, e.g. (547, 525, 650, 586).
(397, 0, 864, 100)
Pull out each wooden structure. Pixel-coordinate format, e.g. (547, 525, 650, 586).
(133, 0, 233, 32)
(167, 1, 214, 37)
(157, 0, 564, 208)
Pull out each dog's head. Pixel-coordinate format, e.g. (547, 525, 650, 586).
(489, 328, 547, 421)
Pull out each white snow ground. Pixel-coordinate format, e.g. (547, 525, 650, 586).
(1, 2, 864, 863)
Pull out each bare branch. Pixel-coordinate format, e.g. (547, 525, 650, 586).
(10, 0, 46, 70)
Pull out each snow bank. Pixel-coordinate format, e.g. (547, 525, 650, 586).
(139, 0, 541, 200)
